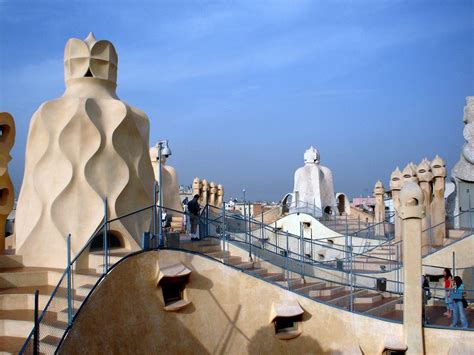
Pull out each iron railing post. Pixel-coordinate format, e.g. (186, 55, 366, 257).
(243, 202, 247, 244)
(221, 203, 226, 252)
(275, 227, 279, 254)
(206, 204, 210, 238)
(103, 198, 108, 274)
(310, 228, 313, 263)
(153, 181, 157, 247)
(33, 289, 39, 355)
(158, 146, 164, 248)
(67, 233, 72, 326)
(286, 230, 290, 289)
(300, 223, 304, 278)
(248, 202, 252, 260)
(349, 232, 354, 312)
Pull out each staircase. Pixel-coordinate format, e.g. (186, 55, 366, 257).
(186, 238, 403, 321)
(0, 249, 114, 354)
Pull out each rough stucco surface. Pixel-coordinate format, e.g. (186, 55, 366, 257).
(60, 250, 473, 354)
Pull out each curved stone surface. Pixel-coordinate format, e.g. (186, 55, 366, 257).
(150, 146, 183, 215)
(293, 146, 336, 215)
(453, 97, 474, 181)
(0, 112, 15, 249)
(15, 34, 154, 267)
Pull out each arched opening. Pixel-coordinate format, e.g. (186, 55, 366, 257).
(90, 230, 123, 251)
(281, 193, 293, 214)
(0, 125, 11, 143)
(0, 188, 9, 206)
(324, 206, 332, 215)
(337, 194, 346, 215)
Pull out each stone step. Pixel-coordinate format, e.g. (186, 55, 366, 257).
(223, 256, 242, 265)
(196, 239, 221, 246)
(248, 268, 268, 276)
(88, 254, 123, 269)
(276, 278, 303, 289)
(309, 286, 346, 298)
(205, 250, 230, 259)
(0, 268, 57, 289)
(0, 286, 84, 312)
(0, 255, 24, 270)
(0, 336, 28, 354)
(75, 284, 94, 298)
(364, 298, 402, 318)
(57, 307, 79, 323)
(0, 309, 66, 338)
(292, 282, 327, 293)
(70, 270, 101, 291)
(40, 334, 62, 354)
(197, 244, 222, 253)
(95, 262, 117, 274)
(234, 261, 260, 270)
(263, 273, 285, 282)
(354, 293, 383, 304)
(327, 290, 367, 307)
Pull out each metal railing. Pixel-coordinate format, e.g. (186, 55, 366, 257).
(20, 200, 474, 353)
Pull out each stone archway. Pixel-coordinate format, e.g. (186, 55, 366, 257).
(90, 230, 124, 251)
(336, 193, 350, 216)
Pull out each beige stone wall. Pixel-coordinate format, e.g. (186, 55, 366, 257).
(60, 250, 473, 354)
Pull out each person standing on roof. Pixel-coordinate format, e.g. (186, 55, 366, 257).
(187, 194, 201, 241)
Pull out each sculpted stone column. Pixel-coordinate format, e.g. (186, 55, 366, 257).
(149, 148, 182, 216)
(390, 167, 403, 241)
(452, 96, 474, 228)
(200, 179, 209, 206)
(416, 159, 433, 253)
(216, 184, 224, 208)
(402, 163, 418, 185)
(208, 182, 217, 207)
(431, 155, 446, 246)
(192, 177, 201, 198)
(399, 182, 425, 355)
(292, 146, 336, 216)
(0, 113, 15, 250)
(15, 33, 155, 267)
(373, 180, 385, 236)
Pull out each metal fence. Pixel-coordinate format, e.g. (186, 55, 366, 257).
(19, 201, 474, 353)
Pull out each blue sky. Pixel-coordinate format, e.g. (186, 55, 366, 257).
(0, 0, 473, 201)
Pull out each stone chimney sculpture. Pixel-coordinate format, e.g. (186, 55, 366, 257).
(452, 96, 474, 228)
(208, 182, 217, 207)
(373, 180, 385, 236)
(416, 158, 434, 253)
(192, 177, 201, 198)
(15, 33, 155, 267)
(216, 184, 224, 208)
(399, 182, 425, 355)
(431, 155, 446, 245)
(0, 113, 15, 250)
(390, 167, 403, 241)
(150, 146, 183, 216)
(292, 146, 336, 216)
(200, 179, 209, 206)
(402, 164, 418, 185)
